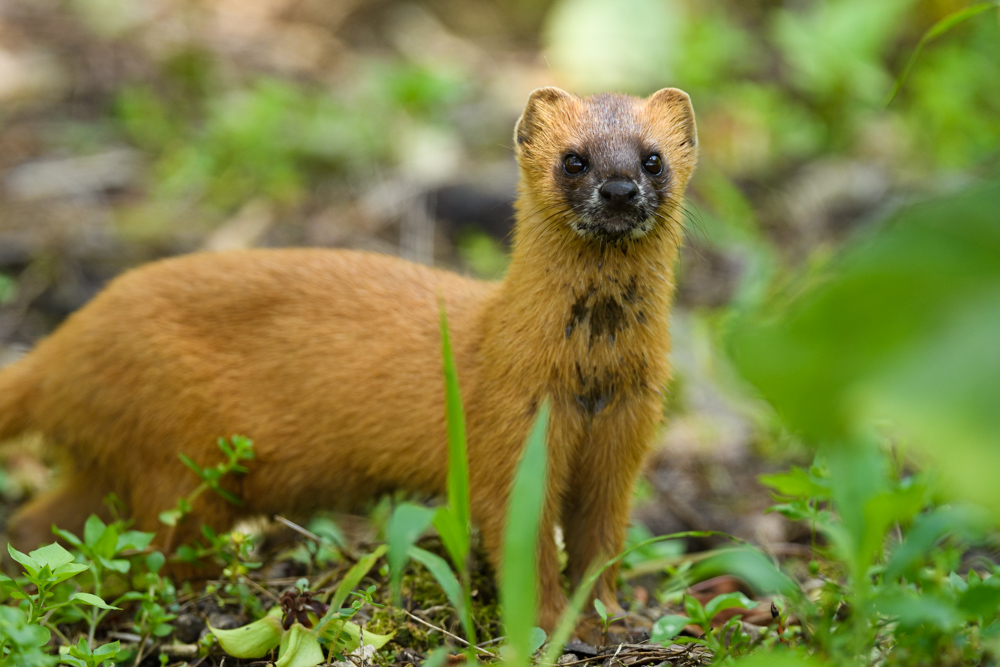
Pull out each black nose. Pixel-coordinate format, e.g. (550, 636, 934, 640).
(599, 179, 638, 206)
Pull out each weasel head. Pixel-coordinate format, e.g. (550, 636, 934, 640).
(514, 87, 697, 243)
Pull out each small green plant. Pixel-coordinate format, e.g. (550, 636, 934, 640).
(651, 591, 758, 659)
(176, 526, 265, 618)
(500, 398, 550, 667)
(52, 515, 155, 645)
(386, 301, 478, 646)
(592, 598, 627, 646)
(158, 434, 255, 527)
(58, 638, 121, 667)
(0, 543, 121, 665)
(210, 546, 394, 667)
(0, 605, 57, 667)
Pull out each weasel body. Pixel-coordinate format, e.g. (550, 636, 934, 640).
(0, 87, 697, 627)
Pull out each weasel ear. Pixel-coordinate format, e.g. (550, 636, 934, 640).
(515, 87, 573, 147)
(647, 87, 697, 149)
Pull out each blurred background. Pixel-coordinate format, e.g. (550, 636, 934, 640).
(0, 0, 998, 553)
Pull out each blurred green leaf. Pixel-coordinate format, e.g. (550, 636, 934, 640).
(328, 545, 385, 612)
(210, 612, 283, 659)
(875, 591, 964, 631)
(650, 614, 689, 645)
(759, 466, 829, 499)
(385, 503, 434, 605)
(502, 399, 551, 667)
(275, 623, 325, 667)
(438, 300, 471, 567)
(408, 545, 469, 633)
(729, 183, 1000, 442)
(690, 547, 800, 600)
(886, 1, 1000, 105)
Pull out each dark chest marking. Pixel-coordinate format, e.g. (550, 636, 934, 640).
(563, 275, 658, 417)
(564, 276, 646, 347)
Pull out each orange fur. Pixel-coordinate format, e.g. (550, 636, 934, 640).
(0, 87, 697, 628)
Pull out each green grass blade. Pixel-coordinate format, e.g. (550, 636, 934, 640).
(327, 544, 387, 612)
(501, 399, 550, 667)
(409, 545, 475, 642)
(438, 299, 471, 551)
(433, 506, 469, 575)
(386, 503, 435, 605)
(885, 1, 999, 106)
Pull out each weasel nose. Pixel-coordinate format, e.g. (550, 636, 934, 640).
(599, 179, 638, 205)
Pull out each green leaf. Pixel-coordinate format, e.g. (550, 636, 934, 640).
(408, 546, 469, 633)
(52, 527, 84, 549)
(690, 548, 800, 600)
(885, 1, 1000, 105)
(758, 467, 829, 499)
(116, 530, 155, 552)
(30, 542, 76, 569)
(0, 605, 51, 647)
(593, 598, 608, 623)
(7, 543, 40, 575)
(957, 583, 1000, 622)
(730, 648, 829, 666)
(97, 556, 130, 574)
(433, 506, 469, 575)
(704, 591, 756, 620)
(439, 300, 471, 552)
(210, 613, 283, 659)
(650, 615, 690, 645)
(327, 544, 386, 612)
(275, 623, 325, 667)
(683, 595, 707, 628)
(94, 641, 121, 656)
(422, 646, 451, 667)
(527, 627, 547, 655)
(70, 592, 120, 610)
(178, 453, 203, 477)
(501, 399, 551, 667)
(728, 183, 1000, 443)
(319, 620, 395, 653)
(875, 591, 963, 631)
(884, 505, 989, 581)
(146, 551, 166, 575)
(859, 293, 1000, 515)
(386, 502, 434, 604)
(158, 509, 182, 527)
(83, 515, 107, 549)
(51, 563, 91, 584)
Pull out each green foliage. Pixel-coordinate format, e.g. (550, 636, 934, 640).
(53, 515, 158, 646)
(501, 399, 551, 667)
(0, 605, 57, 667)
(59, 638, 121, 667)
(0, 542, 121, 666)
(730, 183, 1000, 509)
(386, 301, 477, 644)
(437, 299, 472, 579)
(159, 434, 254, 526)
(758, 453, 1000, 663)
(886, 1, 1000, 105)
(727, 181, 1000, 663)
(210, 548, 392, 667)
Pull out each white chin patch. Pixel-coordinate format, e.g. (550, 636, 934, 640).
(630, 219, 654, 238)
(569, 217, 655, 240)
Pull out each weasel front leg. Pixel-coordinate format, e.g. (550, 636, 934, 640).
(561, 422, 651, 612)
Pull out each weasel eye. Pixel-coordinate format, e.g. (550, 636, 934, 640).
(642, 154, 663, 175)
(563, 154, 587, 175)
